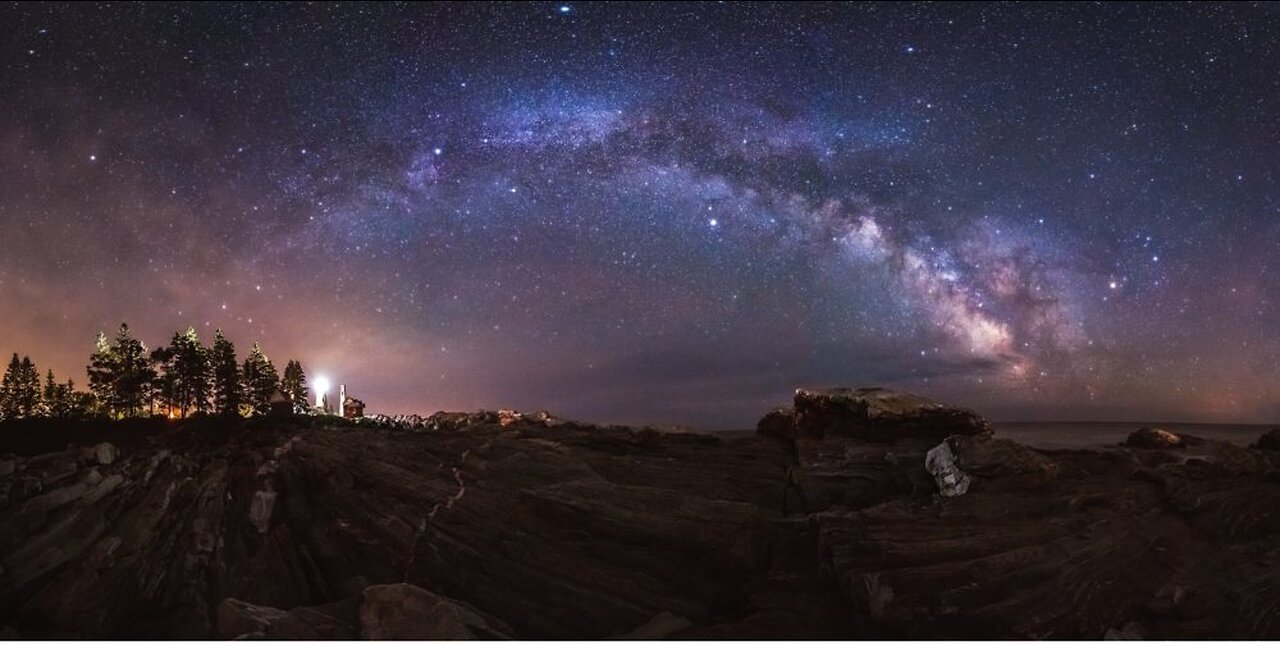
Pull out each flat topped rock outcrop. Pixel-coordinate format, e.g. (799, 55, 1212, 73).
(1125, 427, 1185, 449)
(759, 387, 992, 442)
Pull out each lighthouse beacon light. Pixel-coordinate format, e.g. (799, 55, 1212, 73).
(314, 375, 331, 409)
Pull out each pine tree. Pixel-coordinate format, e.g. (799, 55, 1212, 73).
(24, 359, 39, 415)
(8, 356, 42, 418)
(42, 369, 59, 417)
(43, 371, 75, 418)
(210, 330, 241, 416)
(149, 346, 177, 417)
(86, 324, 156, 418)
(0, 353, 21, 419)
(281, 360, 309, 413)
(44, 369, 56, 409)
(87, 332, 117, 414)
(68, 384, 98, 419)
(168, 327, 210, 416)
(241, 342, 279, 416)
(113, 325, 154, 417)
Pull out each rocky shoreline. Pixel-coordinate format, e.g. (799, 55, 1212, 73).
(2, 388, 1279, 639)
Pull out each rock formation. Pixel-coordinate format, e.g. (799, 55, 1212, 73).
(0, 390, 1278, 639)
(1125, 427, 1186, 449)
(763, 387, 992, 442)
(1254, 428, 1280, 451)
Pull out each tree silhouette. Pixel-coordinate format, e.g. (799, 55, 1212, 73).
(2, 354, 45, 419)
(149, 346, 178, 417)
(281, 360, 309, 413)
(167, 327, 210, 416)
(210, 330, 242, 417)
(86, 324, 154, 418)
(241, 342, 279, 416)
(43, 370, 76, 418)
(115, 325, 155, 417)
(2, 326, 320, 421)
(0, 354, 21, 419)
(87, 332, 116, 415)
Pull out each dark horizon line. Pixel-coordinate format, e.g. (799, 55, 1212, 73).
(360, 406, 1280, 433)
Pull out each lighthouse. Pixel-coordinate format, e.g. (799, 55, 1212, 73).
(314, 375, 331, 412)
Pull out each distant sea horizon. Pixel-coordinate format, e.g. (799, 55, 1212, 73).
(711, 421, 1276, 452)
(994, 421, 1275, 451)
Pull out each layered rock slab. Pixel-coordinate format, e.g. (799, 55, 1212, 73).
(3, 388, 1280, 639)
(0, 418, 796, 638)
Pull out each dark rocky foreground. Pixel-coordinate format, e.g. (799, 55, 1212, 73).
(2, 389, 1280, 639)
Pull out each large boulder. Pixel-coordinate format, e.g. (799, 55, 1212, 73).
(789, 387, 992, 442)
(949, 435, 1059, 492)
(795, 437, 934, 511)
(1254, 429, 1280, 451)
(1209, 444, 1274, 477)
(777, 389, 993, 511)
(757, 407, 797, 441)
(1125, 427, 1185, 449)
(93, 443, 118, 466)
(359, 583, 513, 639)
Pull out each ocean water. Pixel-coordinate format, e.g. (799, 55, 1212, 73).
(995, 421, 1275, 452)
(715, 422, 1277, 454)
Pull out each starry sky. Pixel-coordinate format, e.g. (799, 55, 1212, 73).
(2, 2, 1278, 427)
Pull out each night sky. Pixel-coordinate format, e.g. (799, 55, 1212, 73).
(2, 2, 1278, 427)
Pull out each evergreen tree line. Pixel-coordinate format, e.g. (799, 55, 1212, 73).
(0, 354, 89, 419)
(0, 323, 311, 421)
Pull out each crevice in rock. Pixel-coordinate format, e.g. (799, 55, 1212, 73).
(402, 449, 470, 583)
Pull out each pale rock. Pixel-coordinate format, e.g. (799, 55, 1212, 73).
(925, 441, 970, 497)
(249, 490, 276, 534)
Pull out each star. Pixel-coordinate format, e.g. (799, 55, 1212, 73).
(0, 1, 1273, 427)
